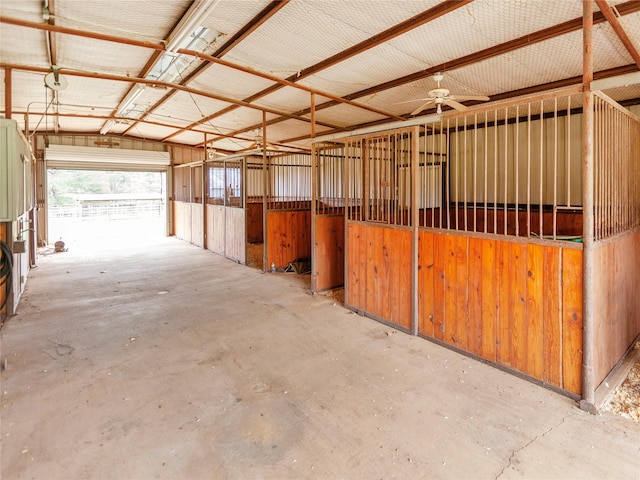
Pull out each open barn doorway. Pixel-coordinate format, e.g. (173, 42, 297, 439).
(46, 169, 167, 254)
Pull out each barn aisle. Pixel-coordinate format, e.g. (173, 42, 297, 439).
(1, 238, 639, 479)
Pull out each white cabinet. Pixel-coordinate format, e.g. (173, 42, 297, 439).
(0, 119, 33, 222)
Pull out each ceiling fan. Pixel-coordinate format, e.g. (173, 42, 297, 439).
(410, 73, 490, 115)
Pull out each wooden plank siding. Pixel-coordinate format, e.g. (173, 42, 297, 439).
(313, 215, 345, 291)
(225, 208, 246, 264)
(173, 201, 190, 242)
(266, 210, 311, 270)
(190, 203, 204, 248)
(417, 231, 583, 395)
(346, 223, 412, 330)
(592, 229, 640, 387)
(207, 205, 225, 255)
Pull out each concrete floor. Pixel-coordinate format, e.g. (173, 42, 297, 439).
(1, 237, 640, 480)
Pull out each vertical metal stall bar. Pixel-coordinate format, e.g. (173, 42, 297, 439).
(439, 123, 445, 229)
(411, 125, 419, 336)
(484, 111, 488, 233)
(515, 105, 520, 237)
(539, 100, 544, 237)
(527, 103, 532, 237)
(463, 115, 468, 232)
(446, 118, 451, 230)
(473, 113, 478, 232)
(503, 107, 508, 236)
(606, 102, 612, 237)
(454, 117, 460, 231)
(393, 134, 399, 226)
(553, 98, 558, 240)
(567, 96, 572, 209)
(616, 109, 622, 236)
(493, 110, 498, 234)
(363, 139, 370, 223)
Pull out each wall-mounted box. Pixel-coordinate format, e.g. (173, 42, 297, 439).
(0, 119, 33, 222)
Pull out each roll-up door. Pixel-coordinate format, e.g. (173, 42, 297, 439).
(45, 145, 170, 172)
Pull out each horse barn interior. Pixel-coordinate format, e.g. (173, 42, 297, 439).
(2, 0, 640, 477)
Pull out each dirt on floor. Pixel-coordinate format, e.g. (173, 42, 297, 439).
(246, 242, 263, 269)
(605, 342, 640, 423)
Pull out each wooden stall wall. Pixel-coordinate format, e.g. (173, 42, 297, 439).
(417, 231, 583, 394)
(313, 215, 344, 291)
(225, 207, 246, 264)
(592, 229, 640, 387)
(206, 205, 225, 255)
(346, 223, 412, 331)
(266, 210, 311, 269)
(173, 201, 203, 247)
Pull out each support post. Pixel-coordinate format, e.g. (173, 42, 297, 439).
(581, 0, 597, 414)
(310, 93, 318, 292)
(202, 133, 208, 249)
(411, 126, 419, 336)
(262, 111, 268, 273)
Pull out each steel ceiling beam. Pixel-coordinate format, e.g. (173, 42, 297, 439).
(1, 63, 340, 129)
(222, 0, 640, 143)
(129, 0, 290, 137)
(595, 0, 640, 67)
(174, 0, 473, 143)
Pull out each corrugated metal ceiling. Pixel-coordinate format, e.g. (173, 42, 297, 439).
(1, 0, 639, 154)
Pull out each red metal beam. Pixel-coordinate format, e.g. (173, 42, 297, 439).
(595, 0, 640, 67)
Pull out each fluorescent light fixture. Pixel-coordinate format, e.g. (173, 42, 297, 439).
(165, 0, 222, 52)
(116, 85, 146, 117)
(100, 119, 115, 135)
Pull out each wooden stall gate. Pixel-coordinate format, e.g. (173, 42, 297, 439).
(173, 162, 204, 248)
(265, 151, 312, 271)
(205, 155, 256, 264)
(312, 143, 345, 292)
(343, 87, 587, 396)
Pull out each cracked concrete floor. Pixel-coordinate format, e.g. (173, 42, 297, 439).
(1, 237, 640, 480)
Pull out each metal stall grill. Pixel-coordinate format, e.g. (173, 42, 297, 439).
(312, 143, 346, 291)
(267, 152, 312, 210)
(593, 92, 640, 241)
(313, 143, 345, 216)
(344, 129, 413, 227)
(420, 86, 584, 241)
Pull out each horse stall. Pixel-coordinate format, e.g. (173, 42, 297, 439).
(204, 154, 264, 265)
(264, 151, 312, 271)
(172, 161, 204, 248)
(311, 143, 346, 292)
(337, 85, 640, 403)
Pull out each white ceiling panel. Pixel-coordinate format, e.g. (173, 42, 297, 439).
(309, 104, 388, 129)
(56, 37, 154, 77)
(55, 0, 190, 44)
(253, 88, 332, 116)
(0, 23, 49, 67)
(223, 0, 441, 78)
(188, 63, 276, 101)
(153, 90, 233, 127)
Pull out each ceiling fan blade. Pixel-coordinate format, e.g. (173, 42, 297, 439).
(411, 100, 436, 116)
(443, 99, 468, 112)
(450, 94, 490, 102)
(395, 97, 434, 105)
